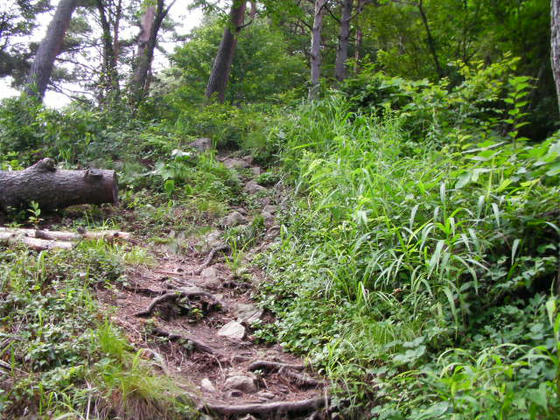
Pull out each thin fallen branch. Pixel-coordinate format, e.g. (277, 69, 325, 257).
(205, 396, 327, 416)
(248, 360, 305, 372)
(0, 227, 131, 242)
(192, 245, 229, 275)
(0, 231, 75, 250)
(0, 228, 131, 251)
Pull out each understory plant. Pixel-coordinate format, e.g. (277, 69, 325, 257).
(256, 63, 560, 417)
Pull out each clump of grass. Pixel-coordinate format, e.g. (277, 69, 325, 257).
(256, 77, 560, 417)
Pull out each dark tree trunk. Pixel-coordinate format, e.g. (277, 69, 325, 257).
(417, 0, 443, 79)
(309, 0, 327, 99)
(132, 0, 170, 103)
(335, 0, 353, 82)
(552, 0, 560, 112)
(24, 0, 79, 99)
(97, 0, 120, 101)
(0, 159, 118, 212)
(206, 0, 247, 103)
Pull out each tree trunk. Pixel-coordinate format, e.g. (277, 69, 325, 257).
(309, 0, 327, 99)
(24, 0, 79, 99)
(97, 0, 120, 102)
(206, 0, 247, 103)
(552, 0, 560, 112)
(0, 159, 118, 212)
(353, 0, 368, 74)
(132, 0, 170, 103)
(335, 0, 353, 82)
(417, 0, 443, 79)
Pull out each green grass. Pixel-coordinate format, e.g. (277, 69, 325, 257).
(0, 242, 194, 419)
(254, 89, 560, 417)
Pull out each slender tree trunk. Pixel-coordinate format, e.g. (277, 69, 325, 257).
(97, 0, 120, 101)
(206, 0, 247, 102)
(417, 0, 443, 79)
(309, 0, 327, 99)
(353, 0, 366, 74)
(132, 0, 169, 103)
(335, 0, 353, 82)
(24, 0, 79, 100)
(552, 0, 560, 112)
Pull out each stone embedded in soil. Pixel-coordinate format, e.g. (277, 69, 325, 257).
(233, 303, 263, 324)
(200, 378, 216, 393)
(244, 180, 267, 195)
(251, 166, 262, 176)
(263, 204, 277, 214)
(224, 374, 258, 394)
(222, 211, 248, 227)
(189, 137, 212, 152)
(225, 390, 244, 398)
(217, 320, 246, 340)
(223, 157, 250, 169)
(204, 230, 224, 249)
(201, 266, 219, 281)
(257, 391, 276, 400)
(261, 210, 274, 224)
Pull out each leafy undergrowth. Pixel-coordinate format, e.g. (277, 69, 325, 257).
(0, 241, 195, 418)
(253, 67, 560, 418)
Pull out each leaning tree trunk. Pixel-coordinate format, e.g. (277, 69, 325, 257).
(25, 0, 79, 99)
(335, 0, 353, 82)
(0, 159, 118, 212)
(309, 0, 327, 99)
(206, 0, 247, 103)
(132, 0, 170, 103)
(552, 0, 560, 113)
(417, 0, 443, 79)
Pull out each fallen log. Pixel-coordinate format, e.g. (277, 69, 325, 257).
(0, 158, 118, 211)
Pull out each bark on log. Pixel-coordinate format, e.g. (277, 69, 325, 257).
(0, 159, 118, 211)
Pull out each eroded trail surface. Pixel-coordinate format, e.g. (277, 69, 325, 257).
(98, 156, 329, 419)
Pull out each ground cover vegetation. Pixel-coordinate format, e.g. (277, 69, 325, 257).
(1, 0, 560, 418)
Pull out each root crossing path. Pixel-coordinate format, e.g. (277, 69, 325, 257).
(98, 157, 329, 419)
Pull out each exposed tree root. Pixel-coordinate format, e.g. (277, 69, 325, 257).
(192, 244, 229, 275)
(204, 396, 327, 416)
(283, 370, 321, 388)
(134, 286, 222, 317)
(151, 327, 218, 355)
(121, 284, 164, 297)
(248, 360, 305, 372)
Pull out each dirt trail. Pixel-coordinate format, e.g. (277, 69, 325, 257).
(98, 156, 329, 419)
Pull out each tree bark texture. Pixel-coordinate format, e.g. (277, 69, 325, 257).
(132, 0, 171, 102)
(309, 0, 327, 99)
(206, 0, 247, 103)
(0, 159, 118, 211)
(552, 0, 560, 112)
(25, 0, 79, 99)
(335, 0, 353, 82)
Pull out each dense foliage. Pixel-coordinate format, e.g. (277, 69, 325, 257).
(1, 0, 560, 418)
